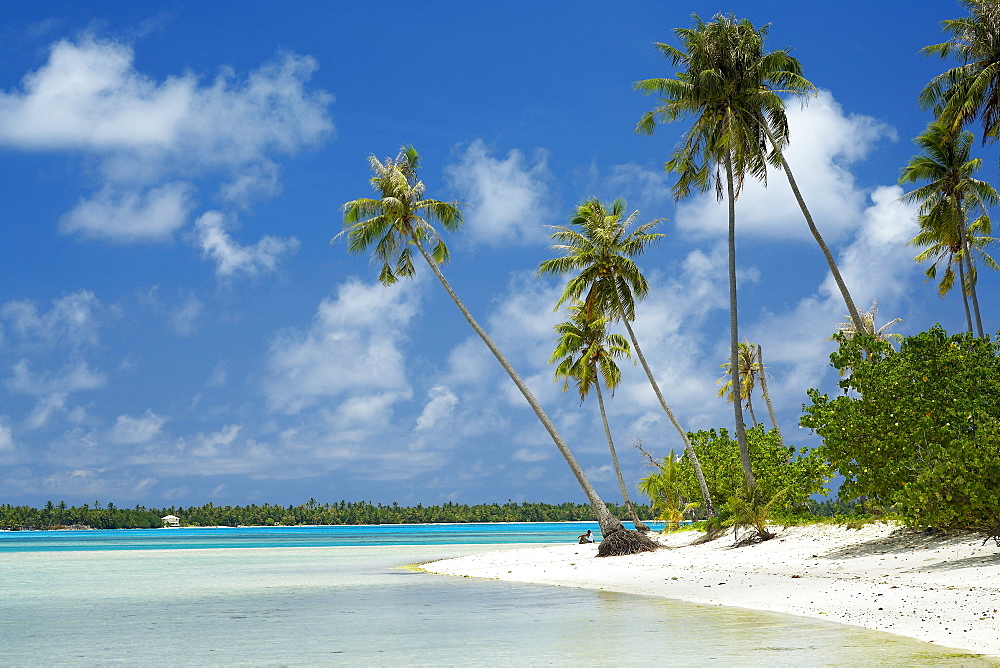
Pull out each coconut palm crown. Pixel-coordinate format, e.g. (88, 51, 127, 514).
(920, 0, 1000, 141)
(339, 146, 462, 286)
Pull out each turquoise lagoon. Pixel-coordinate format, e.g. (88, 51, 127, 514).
(0, 523, 993, 666)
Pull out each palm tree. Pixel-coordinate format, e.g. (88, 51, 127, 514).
(833, 300, 903, 343)
(899, 121, 998, 336)
(538, 196, 717, 517)
(633, 14, 809, 490)
(910, 214, 997, 333)
(551, 301, 650, 531)
(717, 340, 763, 427)
(337, 147, 656, 556)
(635, 14, 866, 338)
(754, 343, 784, 449)
(920, 0, 1000, 143)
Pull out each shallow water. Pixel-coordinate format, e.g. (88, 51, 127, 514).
(0, 526, 994, 666)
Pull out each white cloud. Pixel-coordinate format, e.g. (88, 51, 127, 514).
(674, 90, 895, 242)
(414, 385, 458, 431)
(60, 183, 194, 242)
(6, 359, 106, 395)
(0, 37, 333, 243)
(0, 421, 13, 452)
(109, 410, 165, 444)
(170, 293, 203, 336)
(445, 139, 553, 246)
(194, 211, 300, 278)
(265, 277, 418, 414)
(1, 290, 107, 350)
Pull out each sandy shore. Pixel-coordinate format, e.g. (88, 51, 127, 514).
(424, 522, 1000, 657)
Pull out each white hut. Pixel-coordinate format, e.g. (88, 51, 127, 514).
(161, 515, 180, 527)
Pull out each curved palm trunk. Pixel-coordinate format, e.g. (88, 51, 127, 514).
(725, 154, 756, 491)
(620, 317, 716, 518)
(756, 344, 785, 449)
(594, 380, 650, 532)
(409, 234, 656, 555)
(759, 121, 866, 334)
(958, 256, 975, 334)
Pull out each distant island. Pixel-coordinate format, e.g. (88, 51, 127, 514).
(0, 498, 857, 530)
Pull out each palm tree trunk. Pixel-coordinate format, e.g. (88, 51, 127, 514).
(408, 233, 656, 555)
(759, 120, 866, 334)
(594, 381, 650, 532)
(725, 154, 756, 491)
(756, 344, 785, 449)
(958, 257, 975, 334)
(957, 212, 985, 337)
(745, 393, 759, 427)
(619, 317, 716, 518)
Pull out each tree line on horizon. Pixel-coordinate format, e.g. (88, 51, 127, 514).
(0, 498, 864, 531)
(0, 500, 655, 530)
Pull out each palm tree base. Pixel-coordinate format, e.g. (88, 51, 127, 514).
(597, 527, 660, 557)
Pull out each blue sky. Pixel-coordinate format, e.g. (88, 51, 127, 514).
(0, 2, 992, 508)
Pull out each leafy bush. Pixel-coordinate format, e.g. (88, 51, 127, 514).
(801, 326, 1000, 535)
(672, 425, 831, 517)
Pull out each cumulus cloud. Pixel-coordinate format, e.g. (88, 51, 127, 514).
(673, 90, 895, 242)
(194, 211, 300, 278)
(414, 385, 458, 431)
(0, 421, 13, 452)
(0, 37, 332, 245)
(265, 277, 419, 415)
(1, 290, 108, 350)
(108, 410, 166, 444)
(60, 183, 194, 242)
(445, 139, 553, 246)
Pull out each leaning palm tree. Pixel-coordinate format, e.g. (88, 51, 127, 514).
(337, 146, 656, 556)
(899, 121, 998, 336)
(538, 196, 716, 517)
(920, 0, 1000, 144)
(551, 301, 650, 531)
(634, 14, 812, 490)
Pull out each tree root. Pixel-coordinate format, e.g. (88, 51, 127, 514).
(597, 527, 659, 557)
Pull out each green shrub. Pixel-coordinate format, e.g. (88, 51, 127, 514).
(801, 326, 1000, 535)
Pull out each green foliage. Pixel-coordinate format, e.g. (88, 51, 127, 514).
(0, 500, 653, 530)
(669, 425, 830, 516)
(725, 483, 785, 543)
(638, 450, 698, 530)
(801, 326, 1000, 534)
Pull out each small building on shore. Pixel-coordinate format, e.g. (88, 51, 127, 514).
(161, 515, 180, 528)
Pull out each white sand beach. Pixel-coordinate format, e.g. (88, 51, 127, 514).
(425, 522, 1000, 657)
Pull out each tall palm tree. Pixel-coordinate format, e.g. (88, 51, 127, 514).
(633, 14, 813, 490)
(551, 302, 650, 531)
(635, 14, 866, 337)
(538, 196, 717, 517)
(900, 121, 998, 336)
(920, 0, 1000, 143)
(338, 147, 656, 556)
